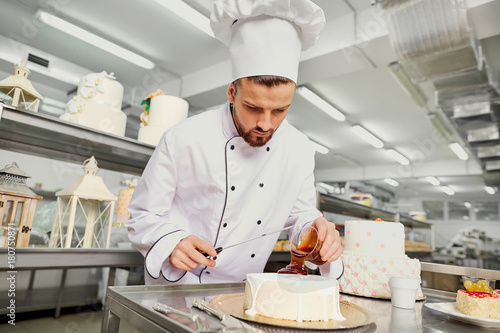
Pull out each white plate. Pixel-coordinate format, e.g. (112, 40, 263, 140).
(425, 302, 500, 329)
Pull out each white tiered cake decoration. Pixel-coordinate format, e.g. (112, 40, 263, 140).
(137, 89, 188, 146)
(60, 71, 127, 136)
(339, 219, 423, 299)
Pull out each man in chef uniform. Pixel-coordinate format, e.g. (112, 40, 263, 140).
(127, 0, 344, 285)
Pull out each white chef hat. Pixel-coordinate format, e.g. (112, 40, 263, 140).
(210, 0, 326, 83)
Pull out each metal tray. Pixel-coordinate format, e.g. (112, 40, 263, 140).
(104, 283, 377, 333)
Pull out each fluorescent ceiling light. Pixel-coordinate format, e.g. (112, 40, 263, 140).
(426, 113, 453, 139)
(385, 149, 410, 165)
(449, 142, 469, 160)
(484, 186, 496, 195)
(425, 176, 440, 186)
(334, 154, 361, 167)
(296, 86, 346, 122)
(154, 0, 214, 38)
(351, 125, 384, 148)
(39, 104, 65, 115)
(40, 97, 67, 115)
(388, 62, 427, 107)
(310, 141, 329, 154)
(36, 10, 155, 69)
(42, 97, 67, 109)
(439, 186, 455, 195)
(317, 182, 334, 192)
(384, 178, 399, 187)
(0, 92, 12, 101)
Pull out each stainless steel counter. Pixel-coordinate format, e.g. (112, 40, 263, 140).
(102, 283, 496, 333)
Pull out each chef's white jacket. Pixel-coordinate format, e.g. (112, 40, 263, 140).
(127, 101, 343, 285)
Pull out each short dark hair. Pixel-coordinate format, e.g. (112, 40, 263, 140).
(233, 75, 295, 93)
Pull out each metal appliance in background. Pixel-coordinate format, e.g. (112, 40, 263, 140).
(376, 0, 500, 186)
(433, 226, 500, 269)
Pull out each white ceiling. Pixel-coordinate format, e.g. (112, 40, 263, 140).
(1, 0, 500, 204)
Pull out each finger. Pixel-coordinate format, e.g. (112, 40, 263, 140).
(170, 250, 199, 271)
(328, 244, 343, 262)
(192, 237, 218, 258)
(178, 248, 216, 270)
(172, 236, 216, 270)
(312, 217, 327, 242)
(319, 226, 338, 258)
(322, 238, 340, 261)
(191, 249, 217, 268)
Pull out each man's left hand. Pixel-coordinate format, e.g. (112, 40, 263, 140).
(312, 216, 343, 263)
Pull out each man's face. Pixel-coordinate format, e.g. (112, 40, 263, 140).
(227, 78, 296, 147)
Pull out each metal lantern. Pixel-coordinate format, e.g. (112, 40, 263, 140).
(49, 156, 117, 248)
(0, 162, 42, 247)
(0, 59, 43, 112)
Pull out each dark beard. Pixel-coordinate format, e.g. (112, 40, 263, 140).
(232, 105, 275, 147)
(241, 128, 275, 147)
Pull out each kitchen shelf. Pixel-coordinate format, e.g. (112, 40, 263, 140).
(0, 103, 154, 175)
(0, 248, 144, 270)
(318, 193, 432, 229)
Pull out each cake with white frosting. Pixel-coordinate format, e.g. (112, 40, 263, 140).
(60, 71, 127, 136)
(137, 90, 189, 146)
(243, 273, 345, 322)
(339, 219, 423, 299)
(456, 289, 500, 319)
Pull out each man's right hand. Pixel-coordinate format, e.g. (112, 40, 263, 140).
(169, 235, 217, 271)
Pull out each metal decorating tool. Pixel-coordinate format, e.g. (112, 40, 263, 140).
(153, 302, 205, 331)
(192, 298, 261, 332)
(202, 226, 293, 257)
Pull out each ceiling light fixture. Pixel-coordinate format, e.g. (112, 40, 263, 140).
(449, 142, 469, 160)
(39, 97, 67, 115)
(310, 141, 329, 154)
(384, 178, 399, 187)
(385, 149, 410, 165)
(36, 10, 155, 69)
(425, 176, 440, 186)
(426, 113, 453, 139)
(154, 0, 214, 38)
(352, 125, 384, 148)
(484, 186, 496, 195)
(439, 186, 455, 195)
(388, 62, 427, 108)
(334, 154, 361, 167)
(296, 86, 346, 122)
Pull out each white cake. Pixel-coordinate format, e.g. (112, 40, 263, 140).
(138, 95, 188, 146)
(60, 71, 127, 136)
(456, 290, 500, 319)
(243, 273, 345, 322)
(339, 220, 423, 299)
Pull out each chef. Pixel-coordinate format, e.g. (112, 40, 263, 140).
(126, 0, 344, 285)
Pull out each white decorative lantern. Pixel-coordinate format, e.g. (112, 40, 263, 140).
(0, 163, 42, 247)
(0, 59, 43, 112)
(49, 157, 117, 248)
